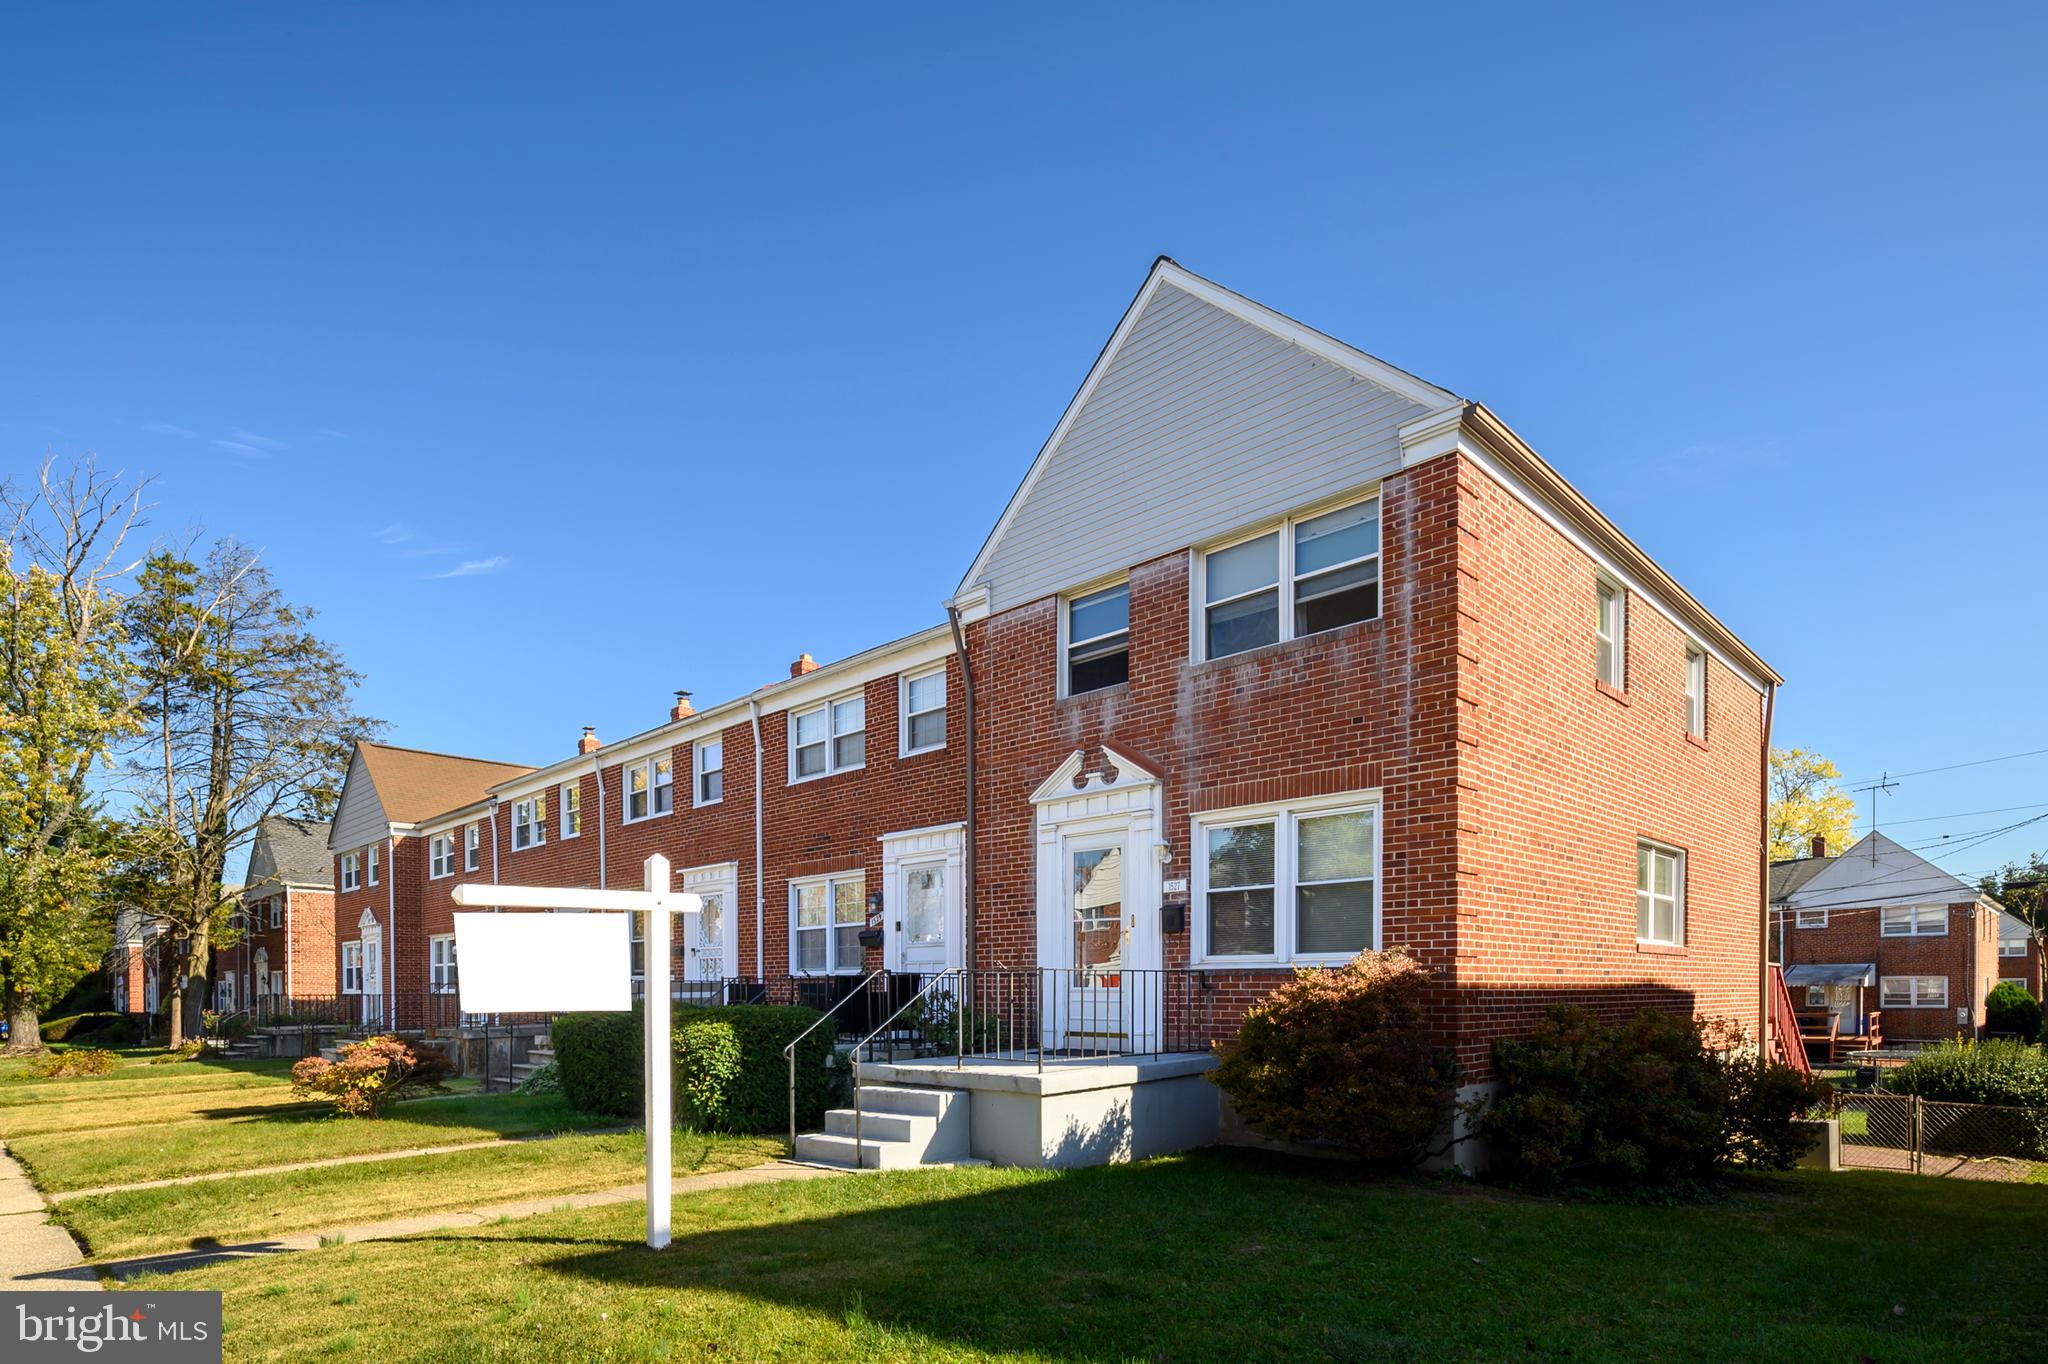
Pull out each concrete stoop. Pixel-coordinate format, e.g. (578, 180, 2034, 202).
(793, 1084, 969, 1169)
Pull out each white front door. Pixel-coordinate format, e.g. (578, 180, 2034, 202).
(679, 863, 740, 1001)
(881, 824, 965, 978)
(897, 861, 949, 973)
(361, 930, 383, 1024)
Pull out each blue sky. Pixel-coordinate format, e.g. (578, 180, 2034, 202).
(6, 5, 2045, 883)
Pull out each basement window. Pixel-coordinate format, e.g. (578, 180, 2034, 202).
(1064, 582, 1130, 696)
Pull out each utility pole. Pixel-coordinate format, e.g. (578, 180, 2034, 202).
(1852, 771, 1899, 836)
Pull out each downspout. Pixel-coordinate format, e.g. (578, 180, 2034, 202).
(1760, 682, 1777, 1059)
(947, 603, 977, 974)
(750, 699, 766, 982)
(593, 757, 607, 890)
(284, 888, 293, 998)
(385, 834, 397, 1026)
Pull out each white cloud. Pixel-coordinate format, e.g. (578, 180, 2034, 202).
(231, 430, 289, 452)
(143, 421, 197, 438)
(371, 523, 417, 545)
(424, 556, 508, 580)
(211, 439, 264, 456)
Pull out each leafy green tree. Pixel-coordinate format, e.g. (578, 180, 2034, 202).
(121, 543, 377, 1045)
(1768, 747, 1857, 862)
(0, 459, 147, 1051)
(1981, 852, 2047, 967)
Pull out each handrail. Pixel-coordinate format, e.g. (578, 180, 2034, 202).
(848, 969, 961, 1169)
(783, 969, 884, 1151)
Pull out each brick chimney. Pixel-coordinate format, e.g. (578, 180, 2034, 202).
(1811, 834, 1828, 860)
(670, 690, 695, 721)
(790, 653, 818, 678)
(577, 726, 600, 755)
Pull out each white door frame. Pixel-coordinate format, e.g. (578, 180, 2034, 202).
(679, 861, 741, 995)
(880, 823, 965, 975)
(357, 907, 384, 1025)
(1030, 747, 1165, 1049)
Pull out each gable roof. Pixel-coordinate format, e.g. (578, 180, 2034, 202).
(330, 741, 535, 849)
(1769, 854, 1837, 904)
(1780, 831, 1987, 913)
(249, 816, 333, 889)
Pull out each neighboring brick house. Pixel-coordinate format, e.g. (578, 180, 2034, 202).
(108, 908, 171, 1019)
(1774, 830, 2011, 1043)
(221, 817, 337, 1014)
(326, 742, 534, 1025)
(1996, 910, 2042, 997)
(309, 261, 1782, 1159)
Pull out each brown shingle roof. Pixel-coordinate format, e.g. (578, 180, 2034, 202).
(356, 742, 534, 825)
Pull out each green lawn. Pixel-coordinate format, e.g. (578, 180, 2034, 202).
(57, 1129, 784, 1260)
(6, 1090, 613, 1192)
(0, 1062, 298, 1107)
(134, 1150, 2043, 1363)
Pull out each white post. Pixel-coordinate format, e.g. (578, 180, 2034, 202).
(643, 853, 672, 1251)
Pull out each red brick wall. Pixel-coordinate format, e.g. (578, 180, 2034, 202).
(1785, 900, 2003, 1039)
(331, 838, 393, 1008)
(1453, 455, 1767, 1073)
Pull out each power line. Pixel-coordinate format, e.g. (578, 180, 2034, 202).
(1840, 745, 2048, 788)
(1856, 800, 2048, 829)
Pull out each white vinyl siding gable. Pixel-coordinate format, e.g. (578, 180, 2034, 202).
(327, 749, 391, 860)
(966, 283, 1433, 615)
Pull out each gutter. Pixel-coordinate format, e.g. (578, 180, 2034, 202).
(593, 755, 606, 890)
(947, 603, 977, 973)
(750, 699, 765, 981)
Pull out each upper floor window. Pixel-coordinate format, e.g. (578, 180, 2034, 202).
(1794, 907, 1827, 929)
(901, 669, 947, 754)
(1636, 840, 1685, 946)
(1881, 904, 1946, 937)
(1201, 497, 1381, 661)
(562, 782, 582, 838)
(511, 794, 547, 850)
(463, 823, 480, 872)
(1064, 582, 1130, 695)
(1685, 648, 1707, 737)
(340, 852, 360, 892)
(1596, 580, 1626, 689)
(695, 740, 723, 806)
(792, 695, 864, 781)
(267, 901, 282, 930)
(624, 756, 673, 822)
(429, 834, 454, 879)
(1195, 798, 1378, 965)
(367, 844, 380, 887)
(2001, 937, 2029, 958)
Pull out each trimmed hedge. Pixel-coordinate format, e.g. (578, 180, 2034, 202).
(40, 1013, 141, 1045)
(552, 1003, 838, 1134)
(1985, 980, 2042, 1043)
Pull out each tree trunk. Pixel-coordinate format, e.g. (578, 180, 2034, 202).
(167, 974, 185, 1048)
(180, 920, 212, 1044)
(3, 980, 44, 1055)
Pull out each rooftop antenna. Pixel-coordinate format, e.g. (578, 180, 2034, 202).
(1852, 771, 1899, 841)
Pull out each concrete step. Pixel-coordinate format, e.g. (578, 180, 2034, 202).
(853, 1084, 959, 1119)
(823, 1108, 932, 1144)
(793, 1084, 967, 1169)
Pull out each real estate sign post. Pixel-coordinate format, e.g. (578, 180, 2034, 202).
(452, 853, 698, 1250)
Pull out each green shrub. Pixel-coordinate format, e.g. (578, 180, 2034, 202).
(1481, 1006, 1826, 1192)
(26, 1047, 118, 1079)
(40, 1013, 124, 1043)
(1885, 1038, 2048, 1108)
(513, 1061, 561, 1096)
(1984, 981, 2042, 1043)
(148, 1041, 206, 1065)
(552, 1003, 837, 1133)
(1211, 950, 1463, 1166)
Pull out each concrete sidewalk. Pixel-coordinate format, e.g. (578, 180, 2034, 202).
(16, 1159, 848, 1286)
(0, 1141, 95, 1292)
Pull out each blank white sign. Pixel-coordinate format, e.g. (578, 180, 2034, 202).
(454, 912, 633, 1013)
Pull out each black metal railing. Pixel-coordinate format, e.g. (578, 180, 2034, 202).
(867, 968, 1217, 1069)
(714, 974, 929, 1040)
(243, 992, 558, 1035)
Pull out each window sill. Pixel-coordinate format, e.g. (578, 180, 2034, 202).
(1595, 680, 1630, 706)
(1058, 681, 1128, 706)
(897, 743, 948, 761)
(788, 763, 867, 788)
(1635, 941, 1687, 956)
(1187, 616, 1384, 676)
(622, 810, 675, 827)
(1684, 732, 1709, 752)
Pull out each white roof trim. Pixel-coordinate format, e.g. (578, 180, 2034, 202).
(956, 258, 1458, 598)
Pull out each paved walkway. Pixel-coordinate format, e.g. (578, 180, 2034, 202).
(15, 1160, 846, 1286)
(50, 1126, 630, 1202)
(0, 1140, 96, 1292)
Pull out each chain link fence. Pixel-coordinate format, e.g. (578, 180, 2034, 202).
(1834, 1091, 2046, 1181)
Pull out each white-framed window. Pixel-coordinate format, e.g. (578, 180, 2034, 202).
(511, 794, 547, 850)
(791, 872, 866, 974)
(630, 910, 646, 1000)
(1685, 648, 1707, 738)
(429, 834, 454, 879)
(367, 844, 380, 887)
(562, 782, 581, 838)
(1199, 496, 1381, 662)
(1806, 985, 1827, 1008)
(1795, 907, 1827, 929)
(429, 935, 458, 994)
(1193, 797, 1378, 965)
(1597, 579, 1627, 689)
(342, 941, 364, 994)
(1636, 840, 1685, 946)
(464, 823, 480, 872)
(340, 852, 360, 892)
(624, 756, 674, 822)
(1881, 904, 1947, 937)
(900, 668, 947, 754)
(791, 694, 865, 781)
(1063, 581, 1130, 696)
(1881, 975, 1948, 1009)
(2001, 936, 2029, 958)
(268, 901, 282, 930)
(695, 740, 723, 806)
